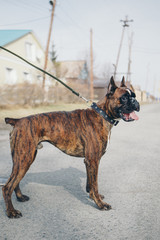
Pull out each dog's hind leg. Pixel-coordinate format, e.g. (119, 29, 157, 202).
(2, 133, 37, 218)
(3, 152, 36, 218)
(14, 150, 37, 202)
(2, 165, 26, 218)
(14, 183, 30, 202)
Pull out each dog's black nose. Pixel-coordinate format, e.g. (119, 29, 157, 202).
(135, 102, 140, 112)
(131, 98, 140, 112)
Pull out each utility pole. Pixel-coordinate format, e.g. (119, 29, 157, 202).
(90, 28, 94, 100)
(126, 32, 134, 82)
(153, 76, 157, 98)
(42, 0, 56, 89)
(114, 16, 133, 80)
(145, 63, 150, 93)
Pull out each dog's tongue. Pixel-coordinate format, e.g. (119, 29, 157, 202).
(123, 111, 139, 121)
(129, 111, 139, 120)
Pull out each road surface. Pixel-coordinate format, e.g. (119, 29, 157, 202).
(0, 103, 160, 240)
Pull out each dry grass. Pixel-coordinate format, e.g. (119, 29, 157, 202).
(0, 103, 87, 128)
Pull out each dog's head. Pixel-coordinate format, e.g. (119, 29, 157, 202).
(100, 76, 140, 122)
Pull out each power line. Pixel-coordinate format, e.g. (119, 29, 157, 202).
(133, 47, 160, 55)
(20, 0, 48, 11)
(0, 16, 50, 27)
(5, 0, 49, 13)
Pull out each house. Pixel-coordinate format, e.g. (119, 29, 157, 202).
(0, 30, 55, 86)
(56, 60, 89, 84)
(93, 77, 109, 99)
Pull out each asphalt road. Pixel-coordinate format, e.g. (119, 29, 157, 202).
(0, 103, 160, 240)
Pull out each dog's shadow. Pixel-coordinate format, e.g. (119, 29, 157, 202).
(23, 167, 95, 208)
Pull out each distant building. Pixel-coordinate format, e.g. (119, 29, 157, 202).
(0, 30, 55, 86)
(93, 78, 135, 99)
(93, 77, 109, 99)
(56, 60, 89, 84)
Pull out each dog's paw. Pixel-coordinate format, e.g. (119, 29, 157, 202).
(102, 202, 112, 211)
(16, 194, 30, 202)
(7, 209, 22, 218)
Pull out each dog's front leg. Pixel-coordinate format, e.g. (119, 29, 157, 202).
(85, 157, 111, 210)
(84, 158, 105, 200)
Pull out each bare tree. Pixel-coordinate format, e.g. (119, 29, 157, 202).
(100, 62, 112, 80)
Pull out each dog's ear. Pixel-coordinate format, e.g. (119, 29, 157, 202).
(120, 76, 126, 87)
(130, 83, 136, 93)
(97, 95, 107, 110)
(107, 76, 118, 96)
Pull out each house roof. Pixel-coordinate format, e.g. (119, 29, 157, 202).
(0, 30, 32, 46)
(93, 77, 109, 88)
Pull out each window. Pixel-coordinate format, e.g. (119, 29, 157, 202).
(37, 75, 43, 83)
(36, 49, 43, 62)
(25, 42, 36, 61)
(5, 68, 17, 84)
(23, 72, 32, 83)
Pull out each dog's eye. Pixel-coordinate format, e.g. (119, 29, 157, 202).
(131, 92, 136, 98)
(120, 95, 128, 103)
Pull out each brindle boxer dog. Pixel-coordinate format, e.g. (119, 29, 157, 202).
(2, 76, 140, 218)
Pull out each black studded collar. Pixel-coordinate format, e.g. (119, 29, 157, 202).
(91, 102, 119, 126)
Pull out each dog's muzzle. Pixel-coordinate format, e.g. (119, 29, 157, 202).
(119, 97, 140, 122)
(130, 97, 140, 112)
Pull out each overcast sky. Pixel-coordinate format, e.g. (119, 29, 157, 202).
(0, 0, 160, 97)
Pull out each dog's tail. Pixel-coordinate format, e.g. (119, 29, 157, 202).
(5, 117, 20, 126)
